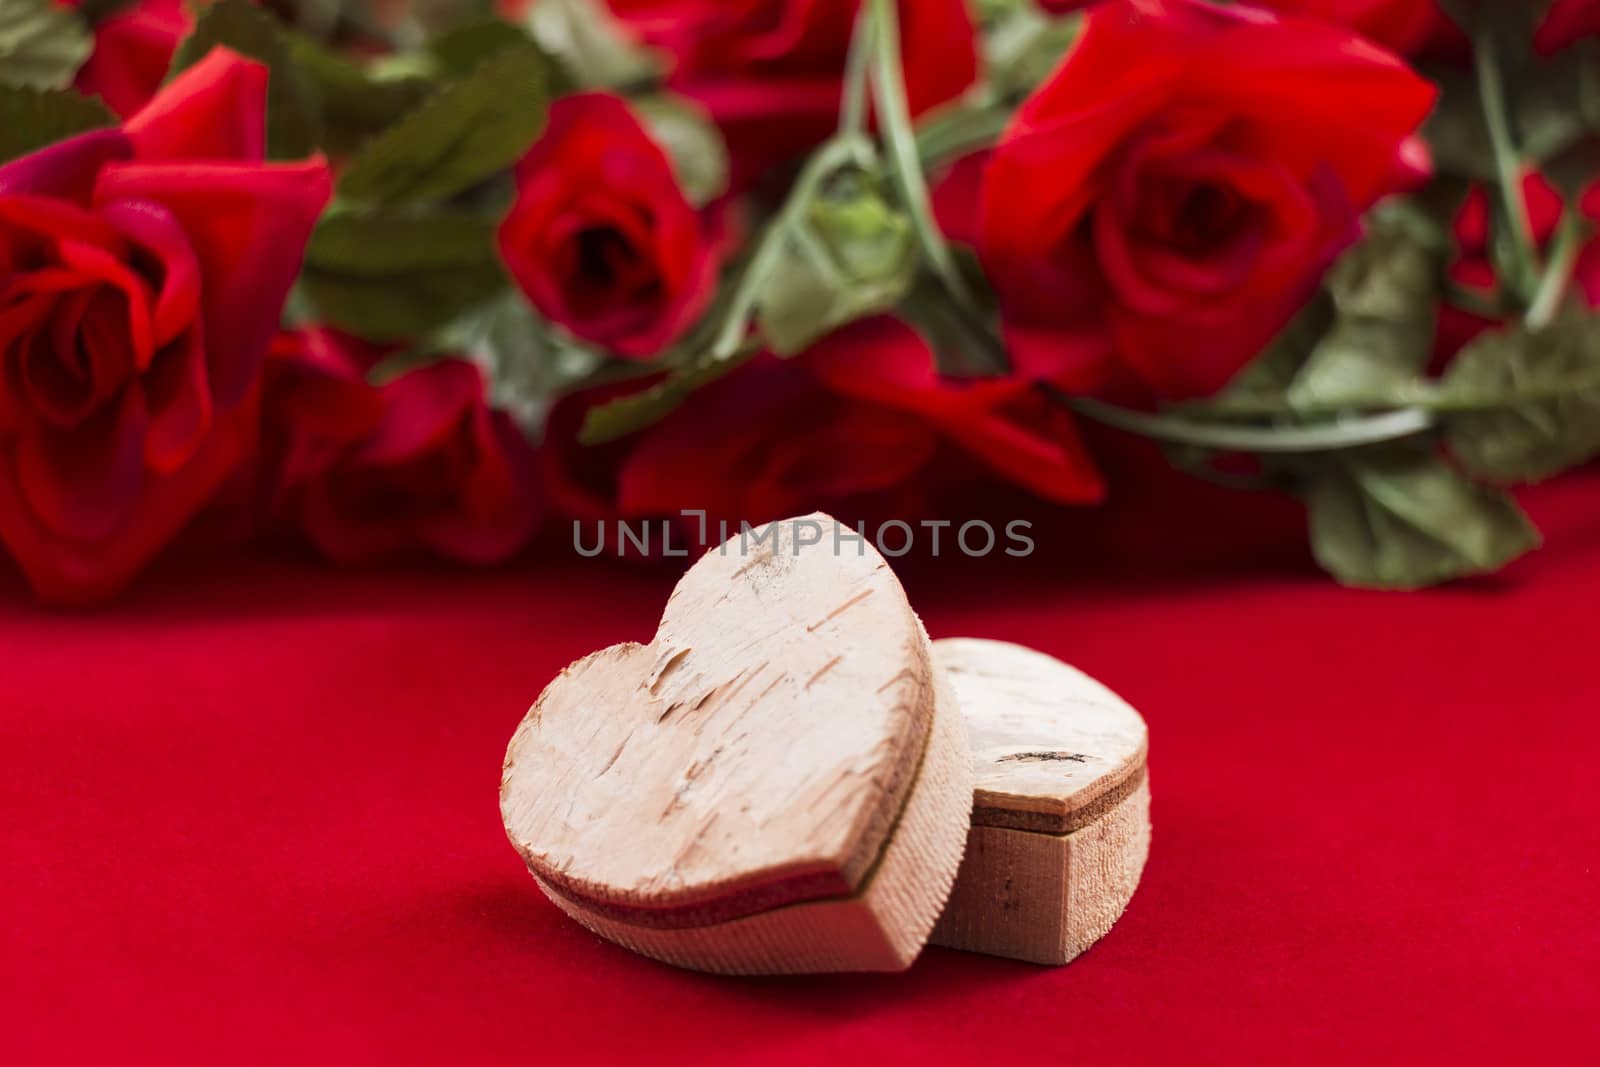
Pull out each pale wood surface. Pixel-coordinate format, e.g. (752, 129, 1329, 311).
(937, 637, 1147, 834)
(930, 638, 1150, 965)
(500, 515, 973, 973)
(539, 657, 972, 973)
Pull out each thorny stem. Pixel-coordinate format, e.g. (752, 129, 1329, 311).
(1475, 30, 1542, 303)
(839, 6, 876, 138)
(869, 0, 983, 314)
(1527, 208, 1591, 331)
(1052, 394, 1435, 454)
(710, 134, 873, 361)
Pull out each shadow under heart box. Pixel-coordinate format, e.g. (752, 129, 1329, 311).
(499, 513, 1149, 974)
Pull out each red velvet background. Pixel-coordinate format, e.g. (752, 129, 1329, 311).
(5, 443, 1598, 1064)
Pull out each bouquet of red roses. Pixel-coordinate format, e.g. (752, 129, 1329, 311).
(1, 0, 1595, 602)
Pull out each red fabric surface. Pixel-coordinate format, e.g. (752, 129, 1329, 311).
(5, 453, 1599, 1064)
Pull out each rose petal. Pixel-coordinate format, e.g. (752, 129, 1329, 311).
(13, 384, 148, 543)
(0, 130, 132, 204)
(803, 318, 1104, 504)
(297, 476, 407, 565)
(358, 360, 482, 466)
(0, 396, 253, 604)
(124, 47, 268, 163)
(0, 294, 57, 432)
(99, 199, 202, 351)
(418, 409, 542, 564)
(737, 403, 939, 522)
(93, 158, 333, 406)
(931, 150, 988, 248)
(31, 288, 132, 427)
(0, 194, 126, 251)
(140, 328, 211, 474)
(941, 391, 1105, 505)
(54, 237, 155, 369)
(74, 0, 192, 119)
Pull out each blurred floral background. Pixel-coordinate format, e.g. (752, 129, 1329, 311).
(0, 0, 1596, 603)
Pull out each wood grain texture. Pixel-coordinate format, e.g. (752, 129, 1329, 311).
(930, 638, 1151, 965)
(500, 514, 973, 973)
(537, 659, 972, 973)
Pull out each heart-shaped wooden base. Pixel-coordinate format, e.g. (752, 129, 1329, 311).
(929, 639, 1150, 965)
(500, 514, 973, 974)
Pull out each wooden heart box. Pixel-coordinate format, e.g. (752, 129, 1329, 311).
(500, 515, 1149, 973)
(929, 638, 1150, 965)
(499, 515, 974, 974)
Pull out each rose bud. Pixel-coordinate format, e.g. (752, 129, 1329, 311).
(498, 92, 721, 360)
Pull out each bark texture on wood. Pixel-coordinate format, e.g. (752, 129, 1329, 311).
(930, 639, 1151, 965)
(501, 514, 973, 973)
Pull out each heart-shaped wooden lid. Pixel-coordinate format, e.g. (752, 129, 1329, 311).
(500, 514, 972, 972)
(936, 638, 1147, 834)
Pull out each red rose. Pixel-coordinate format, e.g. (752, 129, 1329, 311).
(67, 0, 193, 118)
(539, 378, 650, 527)
(1235, 0, 1444, 54)
(0, 49, 330, 603)
(1042, 0, 1454, 57)
(604, 0, 978, 187)
(547, 316, 1102, 538)
(976, 0, 1435, 400)
(1536, 0, 1600, 52)
(261, 331, 543, 565)
(499, 92, 720, 359)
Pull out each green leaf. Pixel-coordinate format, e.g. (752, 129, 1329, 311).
(1305, 446, 1541, 589)
(0, 82, 114, 163)
(1217, 293, 1336, 405)
(0, 0, 92, 89)
(475, 296, 604, 418)
(429, 16, 546, 79)
(758, 174, 917, 355)
(897, 267, 1008, 378)
(299, 209, 508, 341)
(1287, 208, 1443, 410)
(631, 93, 728, 208)
(397, 291, 619, 433)
(402, 0, 495, 37)
(522, 0, 660, 90)
(169, 0, 321, 159)
(282, 30, 432, 158)
(981, 3, 1082, 102)
(337, 40, 551, 206)
(578, 355, 749, 446)
(1441, 303, 1600, 483)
